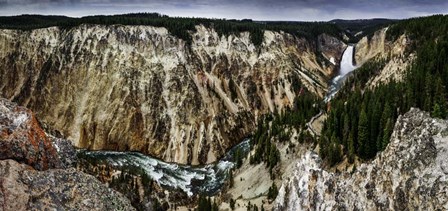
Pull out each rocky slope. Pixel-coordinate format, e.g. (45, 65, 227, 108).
(0, 98, 61, 170)
(0, 159, 135, 211)
(0, 98, 135, 210)
(355, 27, 415, 87)
(273, 108, 448, 210)
(0, 24, 343, 164)
(317, 33, 347, 65)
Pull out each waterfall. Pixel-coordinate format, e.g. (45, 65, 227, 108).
(324, 45, 357, 102)
(339, 45, 356, 76)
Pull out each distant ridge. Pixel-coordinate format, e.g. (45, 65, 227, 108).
(329, 18, 398, 42)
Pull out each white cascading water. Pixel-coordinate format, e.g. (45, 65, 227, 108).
(324, 45, 357, 102)
(78, 139, 251, 196)
(339, 45, 356, 75)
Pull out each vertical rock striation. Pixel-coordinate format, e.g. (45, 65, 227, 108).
(355, 27, 415, 87)
(0, 25, 342, 164)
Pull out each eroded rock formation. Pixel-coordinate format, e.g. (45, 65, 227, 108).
(318, 33, 347, 65)
(0, 98, 135, 210)
(0, 98, 60, 170)
(355, 27, 415, 87)
(274, 108, 448, 210)
(0, 159, 135, 211)
(0, 25, 343, 164)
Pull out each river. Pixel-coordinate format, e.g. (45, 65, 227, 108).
(77, 139, 251, 196)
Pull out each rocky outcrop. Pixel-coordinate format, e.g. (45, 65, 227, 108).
(0, 159, 135, 211)
(0, 98, 60, 170)
(274, 108, 448, 210)
(0, 98, 135, 210)
(52, 136, 78, 169)
(354, 27, 389, 65)
(0, 25, 341, 164)
(354, 27, 415, 87)
(318, 33, 347, 65)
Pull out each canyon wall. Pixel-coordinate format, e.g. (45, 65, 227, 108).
(274, 108, 448, 210)
(0, 25, 343, 164)
(355, 27, 415, 87)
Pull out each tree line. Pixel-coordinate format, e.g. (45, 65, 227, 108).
(0, 13, 341, 46)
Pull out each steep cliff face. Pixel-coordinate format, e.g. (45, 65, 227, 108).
(274, 108, 448, 210)
(354, 28, 389, 65)
(317, 33, 347, 65)
(0, 25, 341, 164)
(0, 98, 61, 170)
(355, 27, 415, 87)
(0, 98, 134, 211)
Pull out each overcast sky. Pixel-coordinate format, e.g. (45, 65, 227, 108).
(0, 0, 447, 21)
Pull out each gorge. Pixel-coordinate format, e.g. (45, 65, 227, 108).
(0, 23, 342, 165)
(75, 29, 358, 201)
(1, 13, 448, 211)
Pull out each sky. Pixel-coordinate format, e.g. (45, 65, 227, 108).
(0, 0, 447, 21)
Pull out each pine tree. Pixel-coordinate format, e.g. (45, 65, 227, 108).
(382, 118, 394, 150)
(371, 100, 382, 151)
(197, 195, 206, 211)
(328, 133, 342, 165)
(423, 74, 434, 111)
(229, 78, 239, 101)
(212, 199, 219, 211)
(348, 132, 355, 163)
(268, 143, 279, 168)
(230, 198, 235, 210)
(234, 148, 243, 168)
(432, 103, 443, 118)
(343, 113, 350, 147)
(228, 170, 234, 188)
(358, 108, 369, 159)
(206, 197, 212, 211)
(433, 77, 447, 118)
(268, 182, 278, 200)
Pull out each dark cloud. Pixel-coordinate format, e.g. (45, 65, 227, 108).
(0, 0, 447, 20)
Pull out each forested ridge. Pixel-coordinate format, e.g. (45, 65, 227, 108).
(320, 14, 448, 166)
(249, 15, 448, 168)
(0, 13, 341, 46)
(330, 18, 397, 42)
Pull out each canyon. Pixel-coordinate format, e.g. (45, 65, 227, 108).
(0, 25, 344, 165)
(1, 14, 447, 211)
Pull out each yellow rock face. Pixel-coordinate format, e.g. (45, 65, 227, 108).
(354, 27, 415, 88)
(0, 25, 339, 164)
